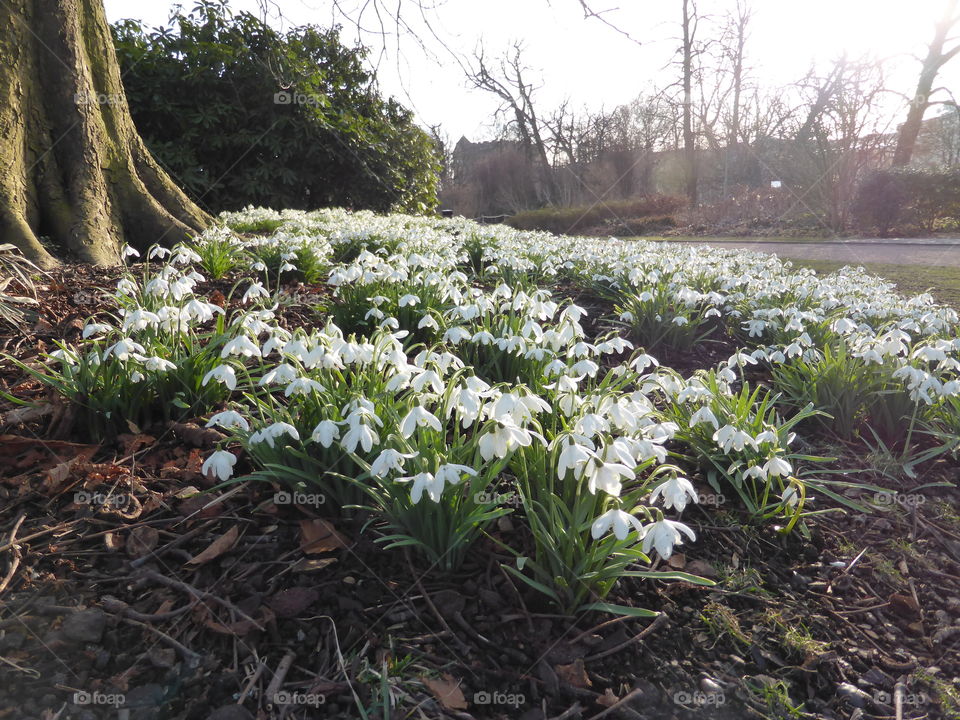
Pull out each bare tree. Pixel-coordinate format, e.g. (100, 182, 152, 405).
(892, 0, 960, 165)
(466, 43, 557, 204)
(681, 0, 700, 205)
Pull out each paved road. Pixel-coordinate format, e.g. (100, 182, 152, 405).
(687, 240, 960, 267)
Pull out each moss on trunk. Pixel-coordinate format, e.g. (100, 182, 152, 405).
(0, 0, 210, 268)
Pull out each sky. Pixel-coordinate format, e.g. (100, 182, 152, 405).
(103, 0, 959, 141)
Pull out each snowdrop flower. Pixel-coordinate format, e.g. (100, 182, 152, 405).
(260, 363, 299, 386)
(591, 508, 645, 541)
(642, 519, 696, 560)
(143, 356, 177, 372)
(242, 282, 270, 304)
(202, 364, 237, 391)
(147, 246, 171, 260)
(418, 314, 439, 330)
(105, 338, 145, 361)
(311, 419, 341, 447)
(121, 309, 160, 332)
(249, 422, 299, 448)
(689, 406, 719, 430)
(583, 459, 634, 497)
(400, 406, 443, 438)
(341, 422, 379, 454)
(713, 424, 755, 453)
(781, 485, 800, 508)
(222, 335, 261, 359)
(443, 326, 472, 344)
(763, 456, 792, 478)
(284, 377, 325, 397)
(754, 430, 778, 445)
(122, 244, 140, 259)
(279, 262, 296, 273)
(557, 439, 594, 480)
(369, 449, 418, 478)
(202, 450, 236, 482)
(398, 293, 419, 307)
(479, 420, 542, 461)
(630, 353, 659, 372)
(82, 322, 112, 339)
(649, 476, 698, 512)
(206, 410, 249, 431)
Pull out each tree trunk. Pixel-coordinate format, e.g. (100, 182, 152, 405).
(892, 0, 960, 166)
(682, 0, 698, 206)
(0, 0, 210, 268)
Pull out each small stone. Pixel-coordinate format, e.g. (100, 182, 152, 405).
(837, 682, 871, 708)
(61, 609, 107, 643)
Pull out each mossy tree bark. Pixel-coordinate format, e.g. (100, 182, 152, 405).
(0, 0, 210, 268)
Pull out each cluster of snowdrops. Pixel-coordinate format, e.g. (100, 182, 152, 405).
(17, 207, 960, 616)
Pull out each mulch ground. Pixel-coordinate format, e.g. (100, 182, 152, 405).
(0, 265, 958, 720)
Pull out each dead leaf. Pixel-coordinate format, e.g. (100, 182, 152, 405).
(186, 526, 239, 566)
(126, 526, 159, 558)
(268, 587, 319, 618)
(667, 552, 686, 569)
(596, 688, 619, 707)
(422, 674, 467, 710)
(299, 519, 347, 554)
(556, 658, 591, 688)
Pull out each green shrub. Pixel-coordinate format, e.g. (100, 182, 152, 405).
(505, 196, 685, 235)
(854, 169, 960, 233)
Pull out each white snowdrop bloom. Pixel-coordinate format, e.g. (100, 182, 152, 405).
(116, 278, 138, 295)
(341, 423, 379, 454)
(249, 422, 299, 448)
(143, 356, 177, 372)
(763, 456, 792, 478)
(105, 338, 146, 361)
(418, 314, 439, 330)
(689, 406, 719, 430)
(705, 308, 721, 318)
(121, 308, 160, 332)
(171, 246, 202, 264)
(672, 316, 689, 326)
(400, 406, 443, 438)
(365, 308, 385, 321)
(259, 363, 298, 386)
(570, 359, 600, 377)
(284, 377, 325, 397)
(279, 262, 296, 273)
(398, 293, 419, 307)
(202, 450, 236, 481)
(369, 449, 418, 478)
(583, 459, 634, 497)
(472, 329, 495, 345)
(831, 318, 858, 334)
(649, 476, 699, 512)
(130, 370, 145, 383)
(252, 261, 267, 272)
(147, 246, 171, 260)
(591, 509, 645, 541)
(443, 326, 472, 344)
(557, 439, 594, 480)
(754, 430, 779, 445)
(642, 519, 696, 560)
(185, 299, 224, 323)
(713, 424, 755, 453)
(222, 335, 262, 358)
(281, 339, 310, 361)
(202, 364, 237, 391)
(206, 410, 249, 431)
(242, 282, 270, 304)
(478, 420, 542, 461)
(310, 420, 341, 448)
(411, 369, 444, 394)
(781, 485, 800, 508)
(82, 322, 112, 339)
(630, 353, 659, 372)
(122, 244, 140, 259)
